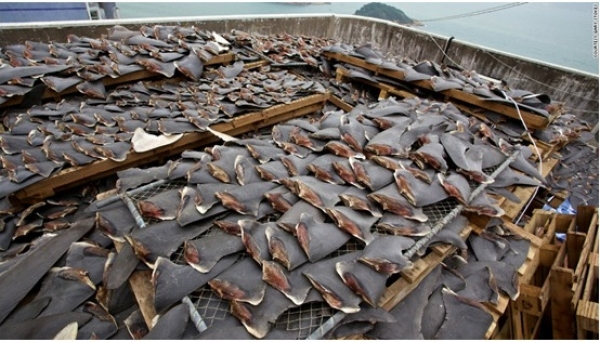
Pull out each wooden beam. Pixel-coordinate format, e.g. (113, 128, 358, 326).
(0, 52, 236, 109)
(325, 51, 556, 129)
(11, 93, 328, 204)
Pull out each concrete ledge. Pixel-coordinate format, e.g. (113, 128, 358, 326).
(0, 13, 597, 124)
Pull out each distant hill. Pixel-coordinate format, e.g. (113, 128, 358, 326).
(354, 2, 417, 25)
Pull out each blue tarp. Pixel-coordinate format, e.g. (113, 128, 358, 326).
(0, 2, 89, 23)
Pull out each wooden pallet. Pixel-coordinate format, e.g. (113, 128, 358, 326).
(550, 206, 598, 339)
(10, 93, 329, 204)
(0, 53, 236, 109)
(324, 52, 560, 130)
(576, 251, 599, 338)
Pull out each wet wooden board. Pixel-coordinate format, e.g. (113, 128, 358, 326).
(324, 51, 559, 129)
(335, 67, 417, 101)
(0, 52, 236, 108)
(11, 93, 328, 204)
(327, 94, 354, 112)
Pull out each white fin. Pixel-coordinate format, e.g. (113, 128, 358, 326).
(131, 127, 183, 153)
(207, 127, 238, 142)
(53, 322, 78, 340)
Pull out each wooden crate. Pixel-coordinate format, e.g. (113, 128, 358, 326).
(576, 251, 599, 339)
(523, 209, 556, 244)
(550, 206, 599, 339)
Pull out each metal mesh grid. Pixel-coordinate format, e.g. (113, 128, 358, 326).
(273, 301, 336, 339)
(127, 179, 187, 225)
(188, 284, 232, 329)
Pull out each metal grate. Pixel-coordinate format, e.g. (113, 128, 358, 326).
(188, 284, 232, 329)
(273, 301, 336, 339)
(127, 179, 187, 225)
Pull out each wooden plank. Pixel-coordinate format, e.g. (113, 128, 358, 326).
(550, 265, 576, 339)
(324, 52, 556, 129)
(11, 93, 328, 204)
(576, 252, 599, 335)
(379, 223, 472, 310)
(327, 94, 354, 112)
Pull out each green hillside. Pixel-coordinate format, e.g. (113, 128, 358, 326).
(354, 2, 416, 25)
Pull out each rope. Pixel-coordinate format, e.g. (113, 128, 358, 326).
(418, 2, 527, 23)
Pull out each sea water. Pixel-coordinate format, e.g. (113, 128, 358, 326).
(115, 2, 599, 75)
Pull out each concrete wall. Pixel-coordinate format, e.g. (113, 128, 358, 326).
(0, 14, 597, 124)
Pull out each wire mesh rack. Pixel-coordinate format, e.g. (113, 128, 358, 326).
(128, 178, 188, 226)
(188, 284, 234, 329)
(273, 301, 336, 339)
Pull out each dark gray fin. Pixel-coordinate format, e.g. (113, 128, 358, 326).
(94, 141, 131, 162)
(93, 202, 136, 240)
(41, 75, 83, 93)
(302, 251, 364, 313)
(183, 231, 244, 273)
(234, 155, 262, 185)
(216, 181, 278, 216)
(349, 157, 394, 191)
(325, 140, 366, 159)
(464, 192, 505, 217)
(307, 154, 348, 185)
(487, 186, 522, 204)
(208, 256, 266, 305)
(326, 205, 377, 244)
(492, 166, 544, 188)
(0, 312, 91, 340)
(339, 185, 382, 218)
(66, 241, 110, 285)
(418, 215, 468, 256)
(364, 124, 410, 157)
(153, 255, 237, 313)
(264, 185, 300, 213)
(411, 142, 449, 172)
(339, 114, 367, 152)
(0, 218, 94, 324)
(0, 297, 50, 325)
(141, 303, 188, 340)
(176, 186, 202, 226)
(434, 288, 494, 339)
(376, 212, 431, 236)
(286, 176, 346, 212)
(457, 264, 500, 304)
(469, 231, 510, 262)
(157, 118, 200, 134)
(195, 183, 238, 214)
(295, 212, 352, 263)
(289, 126, 327, 152)
(262, 258, 315, 305)
(256, 160, 290, 182)
(367, 264, 442, 339)
(332, 157, 365, 189)
(309, 127, 341, 140)
(458, 261, 520, 300)
(239, 220, 272, 265)
(359, 235, 414, 274)
(174, 52, 204, 80)
(329, 304, 396, 339)
(394, 169, 449, 207)
(196, 317, 251, 339)
(336, 260, 389, 306)
(276, 199, 326, 233)
(136, 188, 180, 221)
(439, 171, 472, 205)
(32, 267, 96, 318)
(280, 153, 318, 176)
(76, 302, 118, 340)
(367, 183, 428, 222)
(247, 143, 285, 164)
(499, 234, 531, 269)
(421, 285, 446, 339)
(77, 80, 107, 99)
(281, 141, 313, 158)
(126, 219, 212, 265)
(373, 115, 412, 130)
(230, 285, 296, 339)
(213, 212, 254, 236)
(124, 309, 149, 340)
(266, 225, 308, 271)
